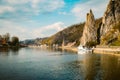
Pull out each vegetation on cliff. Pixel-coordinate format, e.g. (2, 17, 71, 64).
(100, 0, 120, 46)
(41, 22, 85, 46)
(41, 18, 102, 47)
(29, 0, 120, 47)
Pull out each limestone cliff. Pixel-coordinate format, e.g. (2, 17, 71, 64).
(81, 10, 97, 46)
(40, 18, 102, 47)
(100, 0, 120, 45)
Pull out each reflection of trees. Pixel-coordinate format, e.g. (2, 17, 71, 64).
(10, 47, 19, 55)
(0, 47, 20, 56)
(83, 54, 100, 80)
(0, 48, 9, 56)
(100, 54, 120, 80)
(0, 47, 9, 52)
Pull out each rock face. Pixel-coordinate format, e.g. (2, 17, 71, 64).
(80, 10, 97, 46)
(100, 0, 120, 45)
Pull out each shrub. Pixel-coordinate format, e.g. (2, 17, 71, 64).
(86, 41, 97, 47)
(110, 40, 120, 46)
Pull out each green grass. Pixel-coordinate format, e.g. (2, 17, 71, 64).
(110, 40, 120, 46)
(113, 22, 120, 31)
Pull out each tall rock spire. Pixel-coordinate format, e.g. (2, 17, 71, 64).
(80, 9, 97, 46)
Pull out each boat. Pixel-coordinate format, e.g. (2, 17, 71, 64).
(77, 45, 93, 54)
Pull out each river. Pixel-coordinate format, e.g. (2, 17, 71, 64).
(0, 47, 120, 80)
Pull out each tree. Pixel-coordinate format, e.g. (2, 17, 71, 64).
(0, 35, 2, 45)
(11, 36, 19, 46)
(2, 33, 10, 42)
(6, 33, 10, 42)
(86, 41, 97, 48)
(0, 35, 2, 38)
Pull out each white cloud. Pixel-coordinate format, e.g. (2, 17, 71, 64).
(5, 0, 30, 4)
(31, 0, 41, 8)
(0, 0, 65, 15)
(71, 0, 109, 21)
(0, 20, 31, 40)
(0, 6, 15, 14)
(45, 0, 65, 11)
(30, 0, 65, 15)
(0, 20, 65, 40)
(58, 12, 67, 15)
(33, 22, 65, 38)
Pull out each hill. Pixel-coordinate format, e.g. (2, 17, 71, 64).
(41, 18, 102, 46)
(33, 0, 120, 47)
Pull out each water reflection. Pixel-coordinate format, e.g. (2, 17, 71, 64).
(66, 53, 120, 80)
(0, 48, 10, 56)
(0, 48, 120, 80)
(0, 47, 20, 56)
(100, 54, 120, 80)
(82, 54, 100, 80)
(81, 54, 120, 80)
(0, 47, 9, 52)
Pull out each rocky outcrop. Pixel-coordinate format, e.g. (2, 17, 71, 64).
(80, 10, 97, 46)
(41, 22, 85, 46)
(41, 18, 102, 47)
(100, 0, 120, 45)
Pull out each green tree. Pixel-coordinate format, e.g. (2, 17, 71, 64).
(6, 33, 10, 42)
(0, 35, 2, 45)
(2, 33, 10, 42)
(11, 36, 19, 46)
(86, 41, 97, 47)
(0, 35, 2, 40)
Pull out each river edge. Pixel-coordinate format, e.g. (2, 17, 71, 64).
(59, 47, 78, 53)
(59, 46, 120, 55)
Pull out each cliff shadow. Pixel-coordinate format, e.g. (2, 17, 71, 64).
(97, 22, 102, 44)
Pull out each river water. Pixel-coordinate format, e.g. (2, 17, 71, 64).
(0, 47, 120, 80)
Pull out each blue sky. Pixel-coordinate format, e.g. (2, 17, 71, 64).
(0, 0, 109, 40)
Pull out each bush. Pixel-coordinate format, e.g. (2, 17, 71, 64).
(113, 23, 120, 31)
(86, 41, 97, 47)
(110, 40, 120, 46)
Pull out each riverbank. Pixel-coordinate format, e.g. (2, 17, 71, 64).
(1, 43, 28, 48)
(59, 46, 120, 55)
(59, 46, 78, 53)
(94, 48, 120, 54)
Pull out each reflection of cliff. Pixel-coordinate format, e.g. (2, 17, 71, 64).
(82, 54, 120, 80)
(100, 54, 120, 80)
(83, 54, 100, 80)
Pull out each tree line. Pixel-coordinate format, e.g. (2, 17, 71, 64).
(0, 33, 19, 47)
